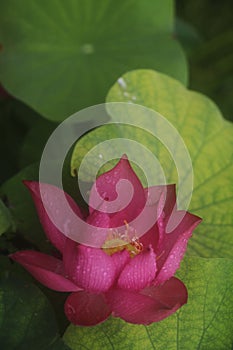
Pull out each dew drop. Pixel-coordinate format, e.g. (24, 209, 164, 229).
(105, 176, 112, 184)
(117, 77, 127, 89)
(67, 304, 76, 315)
(81, 43, 94, 55)
(63, 219, 71, 234)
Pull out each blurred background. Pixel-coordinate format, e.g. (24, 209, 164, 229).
(176, 0, 232, 121)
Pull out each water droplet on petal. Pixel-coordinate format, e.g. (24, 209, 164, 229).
(67, 304, 76, 315)
(63, 219, 71, 235)
(105, 176, 112, 184)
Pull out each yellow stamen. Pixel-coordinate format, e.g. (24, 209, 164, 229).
(102, 221, 143, 257)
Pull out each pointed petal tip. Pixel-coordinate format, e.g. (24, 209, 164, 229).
(9, 251, 30, 263)
(9, 252, 17, 261)
(121, 154, 128, 160)
(22, 179, 34, 189)
(10, 250, 81, 292)
(22, 180, 40, 196)
(184, 212, 203, 233)
(89, 152, 145, 223)
(195, 214, 203, 225)
(154, 211, 202, 286)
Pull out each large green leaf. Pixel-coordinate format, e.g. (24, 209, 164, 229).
(19, 117, 58, 168)
(0, 97, 35, 183)
(0, 199, 14, 236)
(0, 275, 69, 350)
(0, 163, 48, 250)
(63, 257, 233, 350)
(71, 70, 233, 258)
(0, 0, 187, 121)
(70, 123, 174, 185)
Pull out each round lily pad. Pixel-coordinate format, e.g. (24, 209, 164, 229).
(0, 0, 187, 121)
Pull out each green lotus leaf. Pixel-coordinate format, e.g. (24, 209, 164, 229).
(0, 199, 15, 236)
(0, 0, 187, 121)
(0, 275, 69, 350)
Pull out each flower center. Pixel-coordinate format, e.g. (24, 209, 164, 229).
(102, 221, 143, 257)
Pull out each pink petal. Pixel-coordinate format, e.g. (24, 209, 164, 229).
(139, 225, 159, 253)
(144, 184, 177, 217)
(106, 277, 187, 325)
(111, 249, 131, 278)
(86, 209, 111, 228)
(65, 291, 111, 326)
(140, 185, 176, 251)
(161, 184, 177, 217)
(23, 181, 83, 253)
(84, 209, 111, 247)
(88, 155, 146, 227)
(63, 243, 116, 293)
(117, 246, 157, 291)
(154, 211, 202, 285)
(10, 250, 81, 292)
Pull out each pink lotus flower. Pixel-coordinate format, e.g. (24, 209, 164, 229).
(10, 156, 201, 326)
